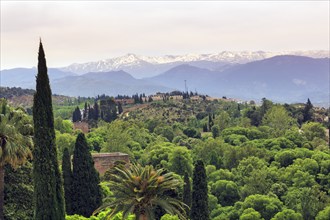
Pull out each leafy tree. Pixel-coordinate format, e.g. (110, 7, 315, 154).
(316, 206, 330, 220)
(4, 162, 34, 220)
(0, 100, 33, 219)
(169, 147, 193, 176)
(101, 120, 132, 155)
(191, 160, 209, 220)
(260, 98, 273, 116)
(245, 106, 262, 126)
(62, 148, 73, 215)
(211, 125, 220, 138)
(211, 180, 240, 206)
(141, 142, 174, 169)
(71, 133, 102, 217)
(155, 126, 175, 142)
(301, 122, 326, 142)
(213, 111, 230, 131)
(283, 186, 327, 220)
(262, 106, 297, 137)
(240, 194, 283, 220)
(183, 127, 201, 139)
(98, 163, 187, 220)
(192, 139, 223, 168)
(32, 41, 65, 220)
(303, 98, 313, 122)
(182, 173, 192, 218)
(271, 209, 303, 220)
(239, 208, 262, 220)
(100, 98, 117, 122)
(55, 116, 73, 133)
(56, 131, 76, 160)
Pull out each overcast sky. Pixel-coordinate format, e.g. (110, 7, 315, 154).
(1, 1, 329, 69)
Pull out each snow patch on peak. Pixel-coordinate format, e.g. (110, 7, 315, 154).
(60, 50, 329, 75)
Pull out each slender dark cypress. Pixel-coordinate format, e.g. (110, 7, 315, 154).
(32, 40, 65, 219)
(71, 133, 102, 217)
(183, 172, 192, 218)
(62, 148, 73, 215)
(303, 98, 313, 122)
(191, 160, 209, 220)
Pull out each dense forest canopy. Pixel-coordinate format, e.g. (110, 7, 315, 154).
(2, 91, 330, 219)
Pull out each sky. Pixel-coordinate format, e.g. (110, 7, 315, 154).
(1, 1, 329, 69)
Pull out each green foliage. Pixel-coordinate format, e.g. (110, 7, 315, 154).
(283, 186, 327, 220)
(191, 160, 209, 220)
(98, 163, 187, 220)
(56, 131, 76, 159)
(316, 206, 330, 220)
(302, 98, 314, 122)
(182, 173, 192, 217)
(211, 125, 220, 138)
(4, 162, 34, 220)
(100, 121, 132, 155)
(0, 99, 33, 219)
(155, 125, 175, 142)
(72, 133, 102, 217)
(32, 41, 65, 220)
(183, 127, 201, 139)
(100, 98, 117, 123)
(72, 106, 82, 122)
(239, 208, 262, 220)
(160, 214, 180, 220)
(271, 209, 303, 220)
(262, 106, 297, 137)
(301, 122, 326, 142)
(141, 142, 174, 169)
(211, 180, 240, 206)
(169, 147, 193, 176)
(66, 209, 134, 220)
(62, 148, 73, 215)
(11, 90, 329, 219)
(240, 194, 283, 220)
(192, 139, 223, 168)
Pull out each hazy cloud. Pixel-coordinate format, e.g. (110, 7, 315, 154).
(1, 1, 329, 69)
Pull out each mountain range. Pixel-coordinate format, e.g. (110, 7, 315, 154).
(60, 50, 329, 78)
(0, 51, 329, 105)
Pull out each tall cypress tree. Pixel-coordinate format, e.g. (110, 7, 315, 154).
(183, 172, 192, 218)
(71, 133, 102, 217)
(191, 160, 209, 220)
(83, 102, 87, 119)
(117, 102, 123, 114)
(93, 101, 99, 120)
(303, 98, 313, 122)
(32, 40, 65, 219)
(72, 106, 82, 122)
(62, 148, 73, 215)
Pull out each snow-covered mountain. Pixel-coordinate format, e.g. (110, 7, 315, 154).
(60, 50, 329, 78)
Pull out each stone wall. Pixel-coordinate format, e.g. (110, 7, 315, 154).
(92, 152, 129, 175)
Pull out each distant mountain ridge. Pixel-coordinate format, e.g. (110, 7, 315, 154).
(148, 55, 329, 104)
(60, 50, 329, 78)
(1, 55, 329, 105)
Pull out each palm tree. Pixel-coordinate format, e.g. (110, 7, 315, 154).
(97, 163, 187, 220)
(0, 99, 33, 219)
